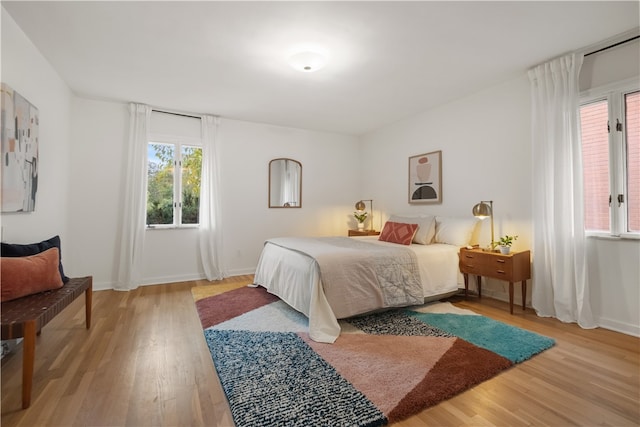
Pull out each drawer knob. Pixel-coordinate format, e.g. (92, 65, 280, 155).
(497, 270, 505, 274)
(497, 259, 505, 264)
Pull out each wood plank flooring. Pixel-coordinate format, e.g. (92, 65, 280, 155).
(2, 275, 638, 426)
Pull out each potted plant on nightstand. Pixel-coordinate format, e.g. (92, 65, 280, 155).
(496, 235, 518, 254)
(354, 211, 368, 230)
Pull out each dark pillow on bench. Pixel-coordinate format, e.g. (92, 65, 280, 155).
(1, 235, 69, 283)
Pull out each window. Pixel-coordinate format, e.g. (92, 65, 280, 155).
(580, 82, 639, 237)
(147, 140, 202, 227)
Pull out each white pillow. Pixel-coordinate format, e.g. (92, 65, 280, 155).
(434, 217, 479, 246)
(388, 214, 436, 245)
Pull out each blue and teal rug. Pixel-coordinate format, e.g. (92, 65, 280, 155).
(193, 284, 554, 426)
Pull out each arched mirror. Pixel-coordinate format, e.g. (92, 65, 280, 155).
(269, 158, 302, 208)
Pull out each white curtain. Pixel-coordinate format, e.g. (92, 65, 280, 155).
(277, 160, 299, 206)
(199, 115, 227, 280)
(285, 160, 300, 206)
(528, 53, 596, 328)
(277, 161, 287, 206)
(116, 103, 151, 290)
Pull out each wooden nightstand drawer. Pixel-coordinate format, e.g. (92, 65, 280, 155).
(460, 261, 512, 278)
(459, 251, 497, 277)
(471, 255, 513, 277)
(459, 250, 521, 279)
(491, 256, 514, 277)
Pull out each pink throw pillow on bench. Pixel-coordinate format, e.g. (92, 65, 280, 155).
(1, 247, 64, 302)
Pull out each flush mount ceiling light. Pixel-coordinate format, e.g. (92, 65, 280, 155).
(288, 50, 328, 73)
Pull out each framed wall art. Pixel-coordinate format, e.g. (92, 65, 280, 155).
(1, 83, 39, 213)
(408, 150, 442, 204)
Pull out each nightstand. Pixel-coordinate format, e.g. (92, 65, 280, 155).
(348, 229, 380, 237)
(458, 247, 531, 314)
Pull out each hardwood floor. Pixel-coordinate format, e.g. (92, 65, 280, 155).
(2, 275, 638, 426)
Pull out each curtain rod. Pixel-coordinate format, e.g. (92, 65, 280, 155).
(152, 109, 201, 119)
(585, 35, 639, 57)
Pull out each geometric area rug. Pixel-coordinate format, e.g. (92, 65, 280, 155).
(192, 284, 555, 426)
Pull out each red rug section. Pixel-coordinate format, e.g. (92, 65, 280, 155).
(195, 286, 279, 328)
(388, 338, 513, 423)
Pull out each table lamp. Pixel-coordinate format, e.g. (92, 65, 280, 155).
(355, 199, 374, 231)
(472, 200, 495, 250)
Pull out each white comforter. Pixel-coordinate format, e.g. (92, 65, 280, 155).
(253, 236, 460, 343)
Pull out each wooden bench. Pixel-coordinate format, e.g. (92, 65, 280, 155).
(1, 276, 92, 409)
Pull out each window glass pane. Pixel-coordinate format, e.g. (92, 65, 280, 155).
(181, 145, 202, 224)
(147, 142, 174, 225)
(626, 91, 640, 232)
(581, 100, 610, 232)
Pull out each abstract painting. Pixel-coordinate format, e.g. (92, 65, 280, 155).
(1, 83, 39, 212)
(408, 150, 441, 204)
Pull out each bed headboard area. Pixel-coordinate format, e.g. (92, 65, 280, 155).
(382, 213, 479, 247)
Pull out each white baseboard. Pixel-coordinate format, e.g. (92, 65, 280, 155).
(475, 288, 639, 338)
(93, 281, 116, 291)
(477, 289, 526, 306)
(93, 274, 206, 291)
(139, 273, 206, 287)
(226, 267, 256, 276)
(595, 315, 640, 337)
(92, 269, 257, 291)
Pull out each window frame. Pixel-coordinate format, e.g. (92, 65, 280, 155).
(580, 77, 640, 239)
(146, 133, 203, 229)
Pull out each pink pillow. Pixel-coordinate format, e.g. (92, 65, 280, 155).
(378, 221, 419, 245)
(1, 247, 64, 302)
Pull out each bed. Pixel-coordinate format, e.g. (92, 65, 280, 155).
(253, 215, 478, 343)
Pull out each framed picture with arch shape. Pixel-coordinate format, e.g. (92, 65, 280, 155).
(408, 150, 442, 204)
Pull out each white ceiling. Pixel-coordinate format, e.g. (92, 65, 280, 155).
(3, 1, 639, 135)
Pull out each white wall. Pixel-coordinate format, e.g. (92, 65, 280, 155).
(67, 100, 361, 289)
(140, 116, 362, 283)
(361, 75, 532, 259)
(360, 44, 640, 336)
(218, 118, 362, 276)
(587, 239, 639, 336)
(0, 9, 73, 258)
(67, 98, 128, 286)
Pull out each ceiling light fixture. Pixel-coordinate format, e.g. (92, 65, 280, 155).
(288, 50, 328, 73)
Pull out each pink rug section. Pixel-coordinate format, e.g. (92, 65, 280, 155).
(302, 333, 456, 415)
